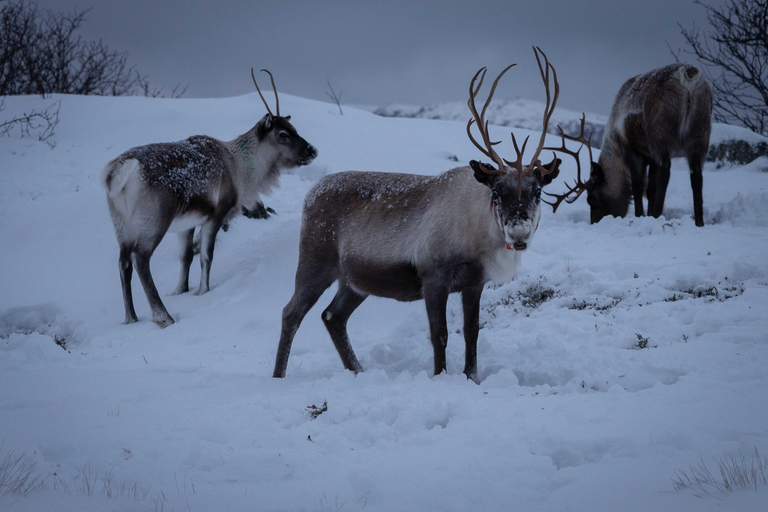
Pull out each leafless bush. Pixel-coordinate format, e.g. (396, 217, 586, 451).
(0, 96, 60, 145)
(674, 0, 768, 135)
(0, 0, 184, 97)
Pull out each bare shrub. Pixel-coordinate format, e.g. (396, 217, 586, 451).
(0, 96, 60, 146)
(674, 0, 768, 136)
(0, 0, 184, 97)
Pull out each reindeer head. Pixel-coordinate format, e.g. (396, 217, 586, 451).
(583, 161, 623, 224)
(252, 68, 317, 168)
(539, 115, 627, 224)
(466, 47, 561, 251)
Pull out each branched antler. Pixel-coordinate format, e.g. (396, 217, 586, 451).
(467, 64, 516, 175)
(525, 46, 559, 179)
(466, 47, 560, 197)
(542, 113, 594, 212)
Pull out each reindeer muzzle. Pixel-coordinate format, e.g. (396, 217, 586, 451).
(299, 145, 318, 166)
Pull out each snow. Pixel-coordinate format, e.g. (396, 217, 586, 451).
(1, 92, 768, 511)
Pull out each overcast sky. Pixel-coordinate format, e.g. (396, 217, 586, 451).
(35, 0, 725, 117)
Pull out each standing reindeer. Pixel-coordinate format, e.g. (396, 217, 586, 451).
(545, 63, 712, 226)
(273, 47, 563, 381)
(102, 69, 317, 327)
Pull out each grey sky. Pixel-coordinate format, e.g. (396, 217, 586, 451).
(36, 0, 723, 116)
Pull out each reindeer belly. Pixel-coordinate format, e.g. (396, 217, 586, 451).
(342, 258, 424, 302)
(168, 211, 208, 232)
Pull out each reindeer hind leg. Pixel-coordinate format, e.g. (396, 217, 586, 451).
(119, 244, 138, 324)
(132, 212, 175, 328)
(274, 261, 338, 378)
(322, 282, 366, 373)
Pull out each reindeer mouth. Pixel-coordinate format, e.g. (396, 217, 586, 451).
(508, 241, 527, 251)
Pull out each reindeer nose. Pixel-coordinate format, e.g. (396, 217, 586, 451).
(511, 225, 530, 239)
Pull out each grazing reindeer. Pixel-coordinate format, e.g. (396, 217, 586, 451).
(103, 69, 317, 327)
(273, 47, 562, 381)
(545, 63, 712, 226)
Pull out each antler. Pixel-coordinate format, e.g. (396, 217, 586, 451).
(251, 68, 281, 117)
(467, 64, 516, 175)
(525, 46, 560, 180)
(466, 47, 560, 194)
(542, 113, 594, 212)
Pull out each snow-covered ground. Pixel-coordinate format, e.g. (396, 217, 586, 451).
(1, 92, 767, 511)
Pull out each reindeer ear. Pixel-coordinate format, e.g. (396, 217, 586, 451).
(284, 115, 291, 121)
(257, 113, 274, 138)
(470, 160, 498, 185)
(536, 157, 561, 186)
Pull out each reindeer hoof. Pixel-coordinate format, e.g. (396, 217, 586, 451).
(124, 316, 138, 325)
(194, 287, 209, 296)
(153, 315, 175, 328)
(465, 371, 480, 384)
(171, 286, 189, 295)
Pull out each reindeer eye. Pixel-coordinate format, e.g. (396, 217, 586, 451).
(491, 189, 499, 201)
(278, 131, 290, 142)
(535, 189, 542, 200)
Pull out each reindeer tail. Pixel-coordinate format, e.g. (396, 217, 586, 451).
(102, 158, 140, 197)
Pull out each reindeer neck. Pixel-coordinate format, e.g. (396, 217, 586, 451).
(226, 127, 281, 209)
(597, 136, 633, 209)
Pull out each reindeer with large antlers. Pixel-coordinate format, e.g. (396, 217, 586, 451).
(273, 47, 561, 381)
(102, 69, 317, 327)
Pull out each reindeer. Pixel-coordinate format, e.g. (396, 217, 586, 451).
(273, 47, 563, 381)
(545, 63, 712, 227)
(102, 69, 317, 327)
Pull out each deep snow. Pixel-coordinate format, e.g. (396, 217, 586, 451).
(1, 92, 767, 511)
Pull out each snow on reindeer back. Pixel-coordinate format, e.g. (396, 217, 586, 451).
(304, 170, 435, 209)
(119, 135, 226, 200)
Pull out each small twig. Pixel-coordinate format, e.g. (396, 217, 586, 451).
(325, 78, 343, 115)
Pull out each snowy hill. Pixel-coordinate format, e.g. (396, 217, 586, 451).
(374, 98, 609, 146)
(1, 92, 768, 512)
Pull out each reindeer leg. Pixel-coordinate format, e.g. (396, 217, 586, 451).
(119, 246, 138, 324)
(653, 155, 671, 218)
(423, 277, 450, 376)
(461, 284, 484, 383)
(173, 229, 194, 295)
(196, 219, 223, 295)
(626, 152, 647, 218)
(273, 263, 337, 378)
(132, 250, 174, 328)
(647, 155, 671, 218)
(322, 282, 366, 373)
(688, 152, 705, 227)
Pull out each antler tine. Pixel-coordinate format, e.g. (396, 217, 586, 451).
(260, 68, 280, 117)
(467, 64, 516, 175)
(251, 68, 274, 117)
(541, 113, 595, 212)
(502, 132, 530, 179)
(526, 46, 560, 177)
(542, 179, 588, 212)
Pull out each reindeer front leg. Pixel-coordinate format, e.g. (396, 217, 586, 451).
(461, 284, 484, 383)
(173, 229, 194, 295)
(423, 276, 450, 376)
(196, 219, 223, 295)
